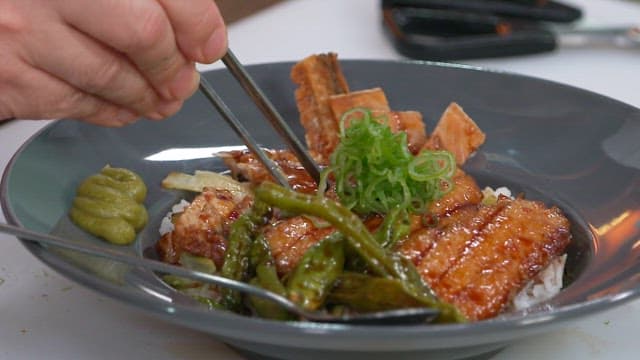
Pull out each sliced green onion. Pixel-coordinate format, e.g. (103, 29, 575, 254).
(322, 108, 456, 215)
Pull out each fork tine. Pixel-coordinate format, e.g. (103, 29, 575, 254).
(198, 76, 291, 188)
(221, 50, 321, 184)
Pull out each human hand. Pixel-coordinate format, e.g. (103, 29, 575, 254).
(0, 0, 227, 126)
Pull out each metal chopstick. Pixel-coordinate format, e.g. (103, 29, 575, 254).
(198, 76, 291, 188)
(221, 50, 321, 184)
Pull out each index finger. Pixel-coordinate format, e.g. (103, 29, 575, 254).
(55, 0, 197, 101)
(157, 0, 228, 63)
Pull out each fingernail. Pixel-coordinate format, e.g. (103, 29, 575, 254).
(150, 100, 183, 119)
(169, 65, 200, 100)
(202, 28, 227, 63)
(116, 108, 139, 123)
(147, 112, 164, 120)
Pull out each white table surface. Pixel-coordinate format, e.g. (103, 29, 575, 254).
(1, 0, 639, 359)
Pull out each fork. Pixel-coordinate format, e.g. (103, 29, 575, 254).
(0, 222, 439, 325)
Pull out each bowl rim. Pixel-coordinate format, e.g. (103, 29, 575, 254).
(2, 58, 640, 351)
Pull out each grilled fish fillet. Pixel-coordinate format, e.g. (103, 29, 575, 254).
(292, 55, 428, 159)
(397, 170, 484, 265)
(328, 88, 427, 155)
(423, 102, 486, 165)
(398, 195, 571, 321)
(329, 87, 393, 126)
(393, 110, 427, 155)
(219, 149, 320, 194)
(156, 188, 252, 268)
(291, 53, 349, 160)
(262, 216, 336, 276)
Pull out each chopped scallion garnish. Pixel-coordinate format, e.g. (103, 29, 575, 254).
(321, 108, 455, 215)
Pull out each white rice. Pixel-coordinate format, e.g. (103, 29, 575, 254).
(481, 186, 512, 204)
(159, 199, 191, 235)
(513, 254, 567, 310)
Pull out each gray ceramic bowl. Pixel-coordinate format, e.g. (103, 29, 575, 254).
(3, 60, 640, 360)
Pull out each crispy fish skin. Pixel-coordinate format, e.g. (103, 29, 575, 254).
(395, 226, 439, 267)
(291, 53, 349, 160)
(156, 188, 251, 268)
(397, 169, 485, 279)
(416, 205, 500, 286)
(431, 197, 571, 321)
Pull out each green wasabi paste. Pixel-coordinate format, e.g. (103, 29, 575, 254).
(69, 165, 148, 245)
